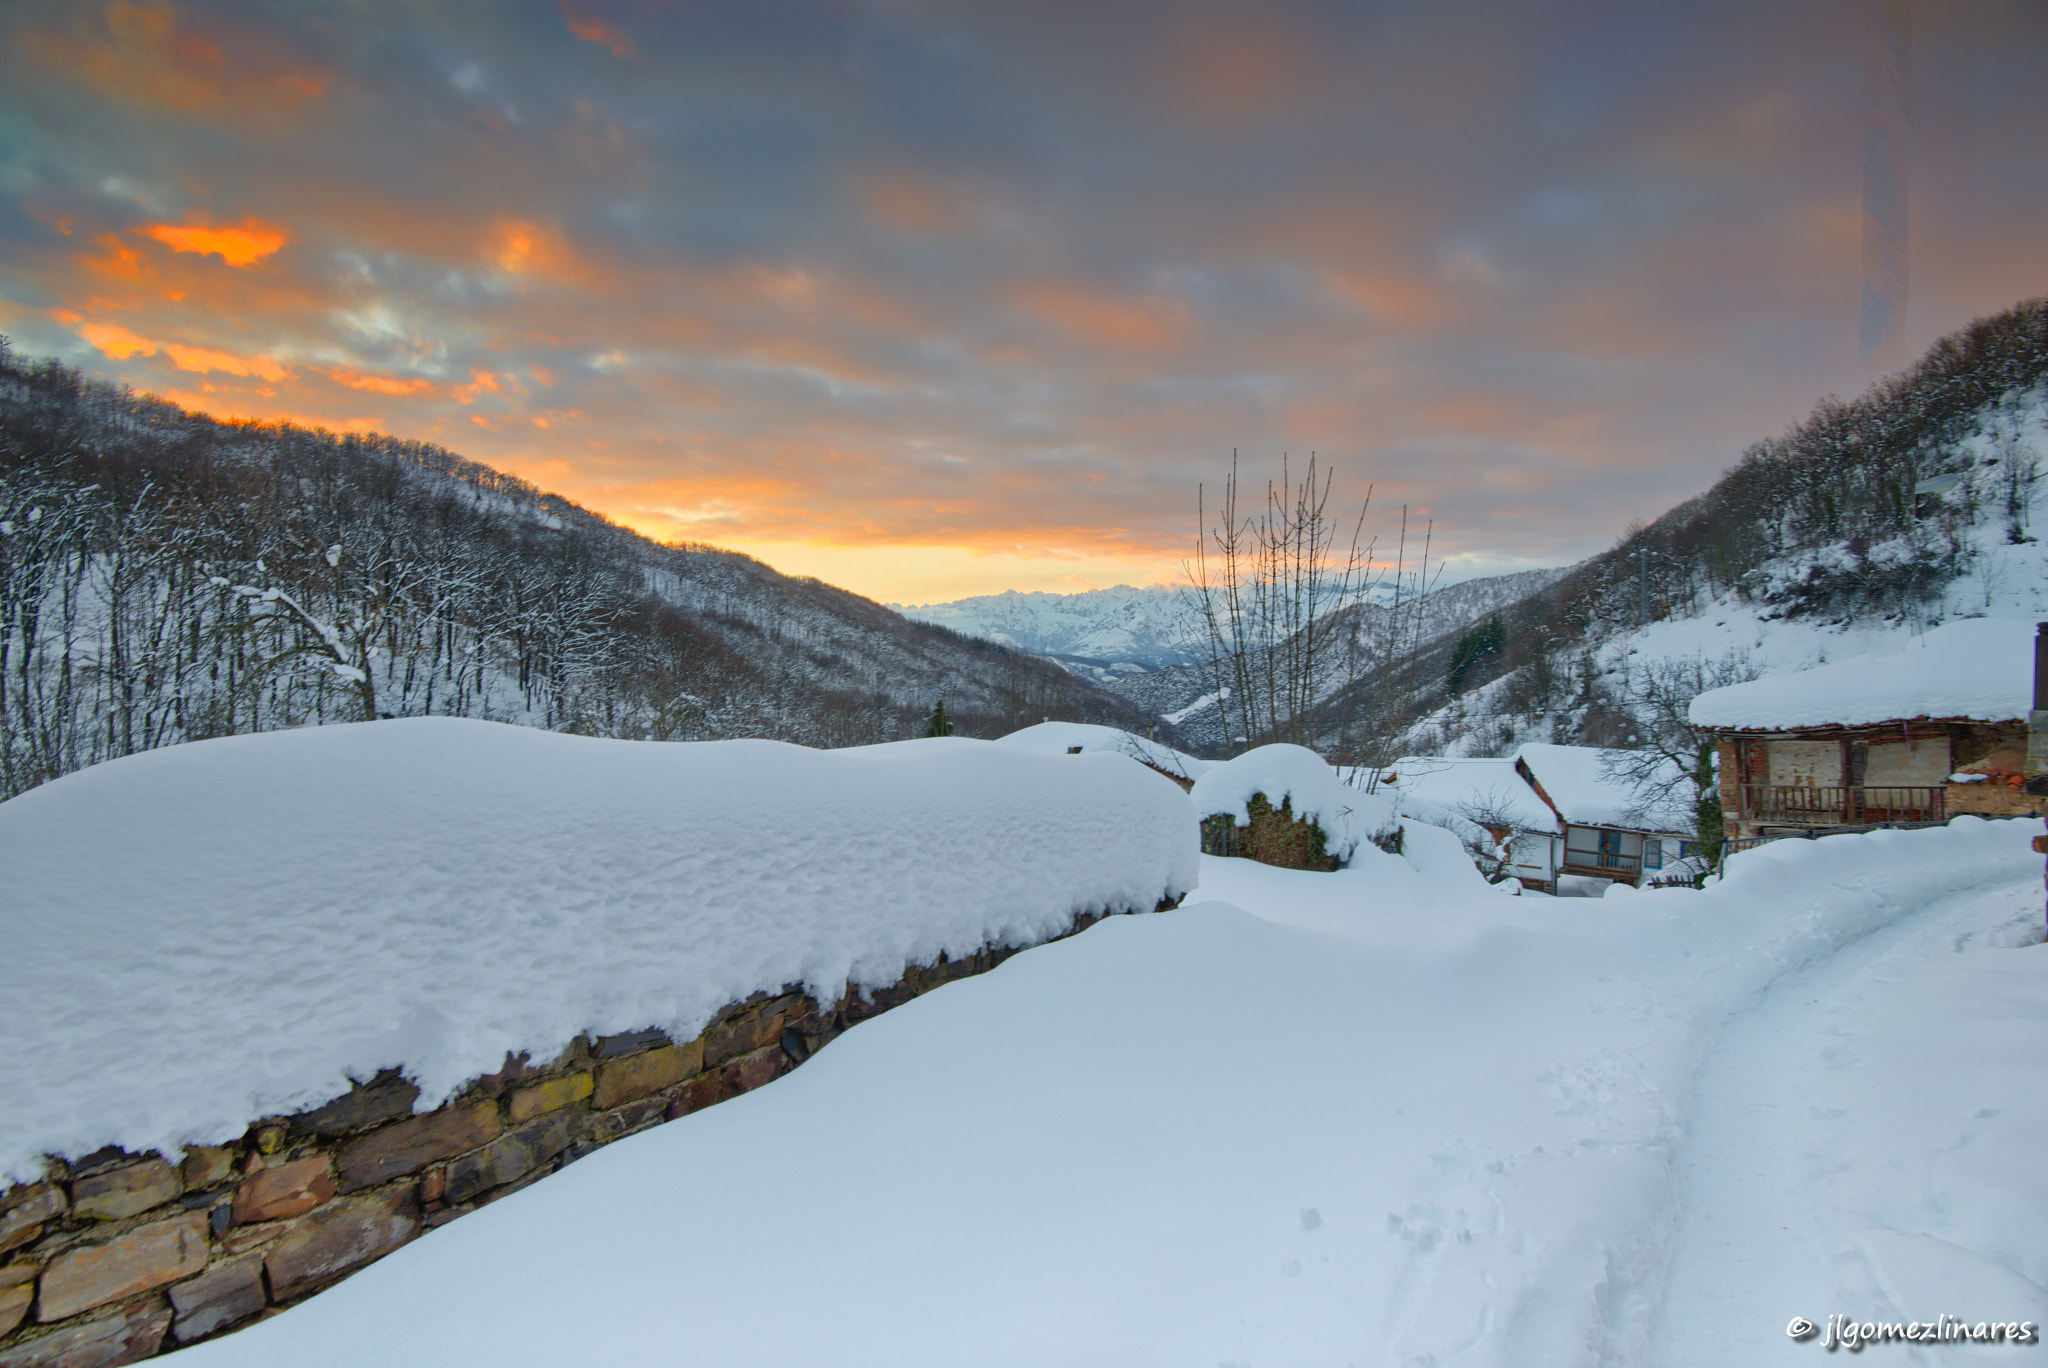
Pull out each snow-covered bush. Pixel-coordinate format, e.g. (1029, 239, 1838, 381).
(1189, 743, 1398, 870)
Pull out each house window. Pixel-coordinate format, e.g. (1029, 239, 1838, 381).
(1643, 838, 1663, 869)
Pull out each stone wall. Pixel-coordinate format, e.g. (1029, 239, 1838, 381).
(1945, 780, 2048, 820)
(0, 904, 1165, 1367)
(1199, 793, 1339, 871)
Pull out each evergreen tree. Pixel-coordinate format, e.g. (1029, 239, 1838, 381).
(1446, 615, 1506, 695)
(925, 700, 954, 737)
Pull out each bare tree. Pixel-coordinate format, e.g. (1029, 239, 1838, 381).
(1185, 453, 1375, 755)
(1598, 649, 1761, 872)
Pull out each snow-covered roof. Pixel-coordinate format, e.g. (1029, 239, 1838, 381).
(1688, 617, 2039, 731)
(1189, 743, 1398, 864)
(1383, 756, 1558, 834)
(1513, 742, 1687, 831)
(0, 718, 1196, 1182)
(994, 721, 1214, 782)
(1382, 745, 1689, 836)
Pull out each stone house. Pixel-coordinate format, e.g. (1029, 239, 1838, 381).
(1689, 618, 2047, 844)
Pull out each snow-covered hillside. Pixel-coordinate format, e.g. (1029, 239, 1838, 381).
(1405, 380, 2048, 760)
(0, 354, 1153, 802)
(165, 817, 2047, 1368)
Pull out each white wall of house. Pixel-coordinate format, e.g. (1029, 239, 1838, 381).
(1863, 738, 1949, 785)
(1766, 738, 1840, 786)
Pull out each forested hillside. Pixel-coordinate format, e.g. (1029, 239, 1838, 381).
(1383, 296, 2048, 758)
(0, 341, 1152, 799)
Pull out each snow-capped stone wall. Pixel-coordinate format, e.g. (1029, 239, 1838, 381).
(0, 719, 1194, 1361)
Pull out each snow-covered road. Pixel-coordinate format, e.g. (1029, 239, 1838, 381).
(1654, 869, 2048, 1365)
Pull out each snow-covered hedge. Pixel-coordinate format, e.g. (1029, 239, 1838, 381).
(1190, 743, 1398, 867)
(0, 718, 1197, 1182)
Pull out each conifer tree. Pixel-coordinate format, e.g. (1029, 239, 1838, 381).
(925, 700, 954, 737)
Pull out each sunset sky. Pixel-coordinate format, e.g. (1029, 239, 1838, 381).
(1, 1, 2043, 605)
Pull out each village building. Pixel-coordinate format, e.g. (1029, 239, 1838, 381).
(1384, 742, 1692, 892)
(1688, 617, 2047, 845)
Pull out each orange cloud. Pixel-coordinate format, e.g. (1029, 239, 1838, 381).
(1326, 271, 1449, 328)
(28, 1, 328, 117)
(143, 219, 289, 267)
(77, 321, 157, 359)
(1156, 8, 1321, 122)
(161, 342, 289, 382)
(76, 319, 288, 380)
(486, 221, 588, 285)
(453, 370, 504, 404)
(326, 368, 435, 396)
(79, 234, 150, 283)
(854, 166, 979, 238)
(556, 2, 636, 58)
(1010, 281, 1186, 351)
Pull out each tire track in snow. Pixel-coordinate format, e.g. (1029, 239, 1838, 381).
(1647, 871, 2045, 1367)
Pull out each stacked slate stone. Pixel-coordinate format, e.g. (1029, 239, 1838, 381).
(0, 921, 1140, 1367)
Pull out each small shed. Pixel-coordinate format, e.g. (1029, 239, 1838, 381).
(1514, 743, 1693, 889)
(1688, 617, 2047, 844)
(1386, 743, 1690, 892)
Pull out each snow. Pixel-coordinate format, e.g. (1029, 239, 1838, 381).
(0, 718, 1196, 1184)
(1189, 742, 1398, 863)
(1689, 616, 2040, 731)
(1515, 741, 1687, 830)
(991, 720, 1213, 782)
(1161, 687, 1227, 725)
(889, 584, 1203, 670)
(1382, 755, 1557, 833)
(163, 815, 2047, 1368)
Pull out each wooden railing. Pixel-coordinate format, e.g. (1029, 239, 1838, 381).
(1739, 785, 1945, 826)
(1560, 850, 1641, 876)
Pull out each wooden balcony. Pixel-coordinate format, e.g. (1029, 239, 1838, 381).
(1559, 851, 1641, 878)
(1738, 784, 1945, 828)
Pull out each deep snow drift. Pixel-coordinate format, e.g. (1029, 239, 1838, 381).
(0, 718, 1196, 1183)
(161, 814, 2046, 1368)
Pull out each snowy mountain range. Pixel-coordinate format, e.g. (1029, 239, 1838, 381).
(892, 568, 1567, 683)
(889, 584, 1207, 671)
